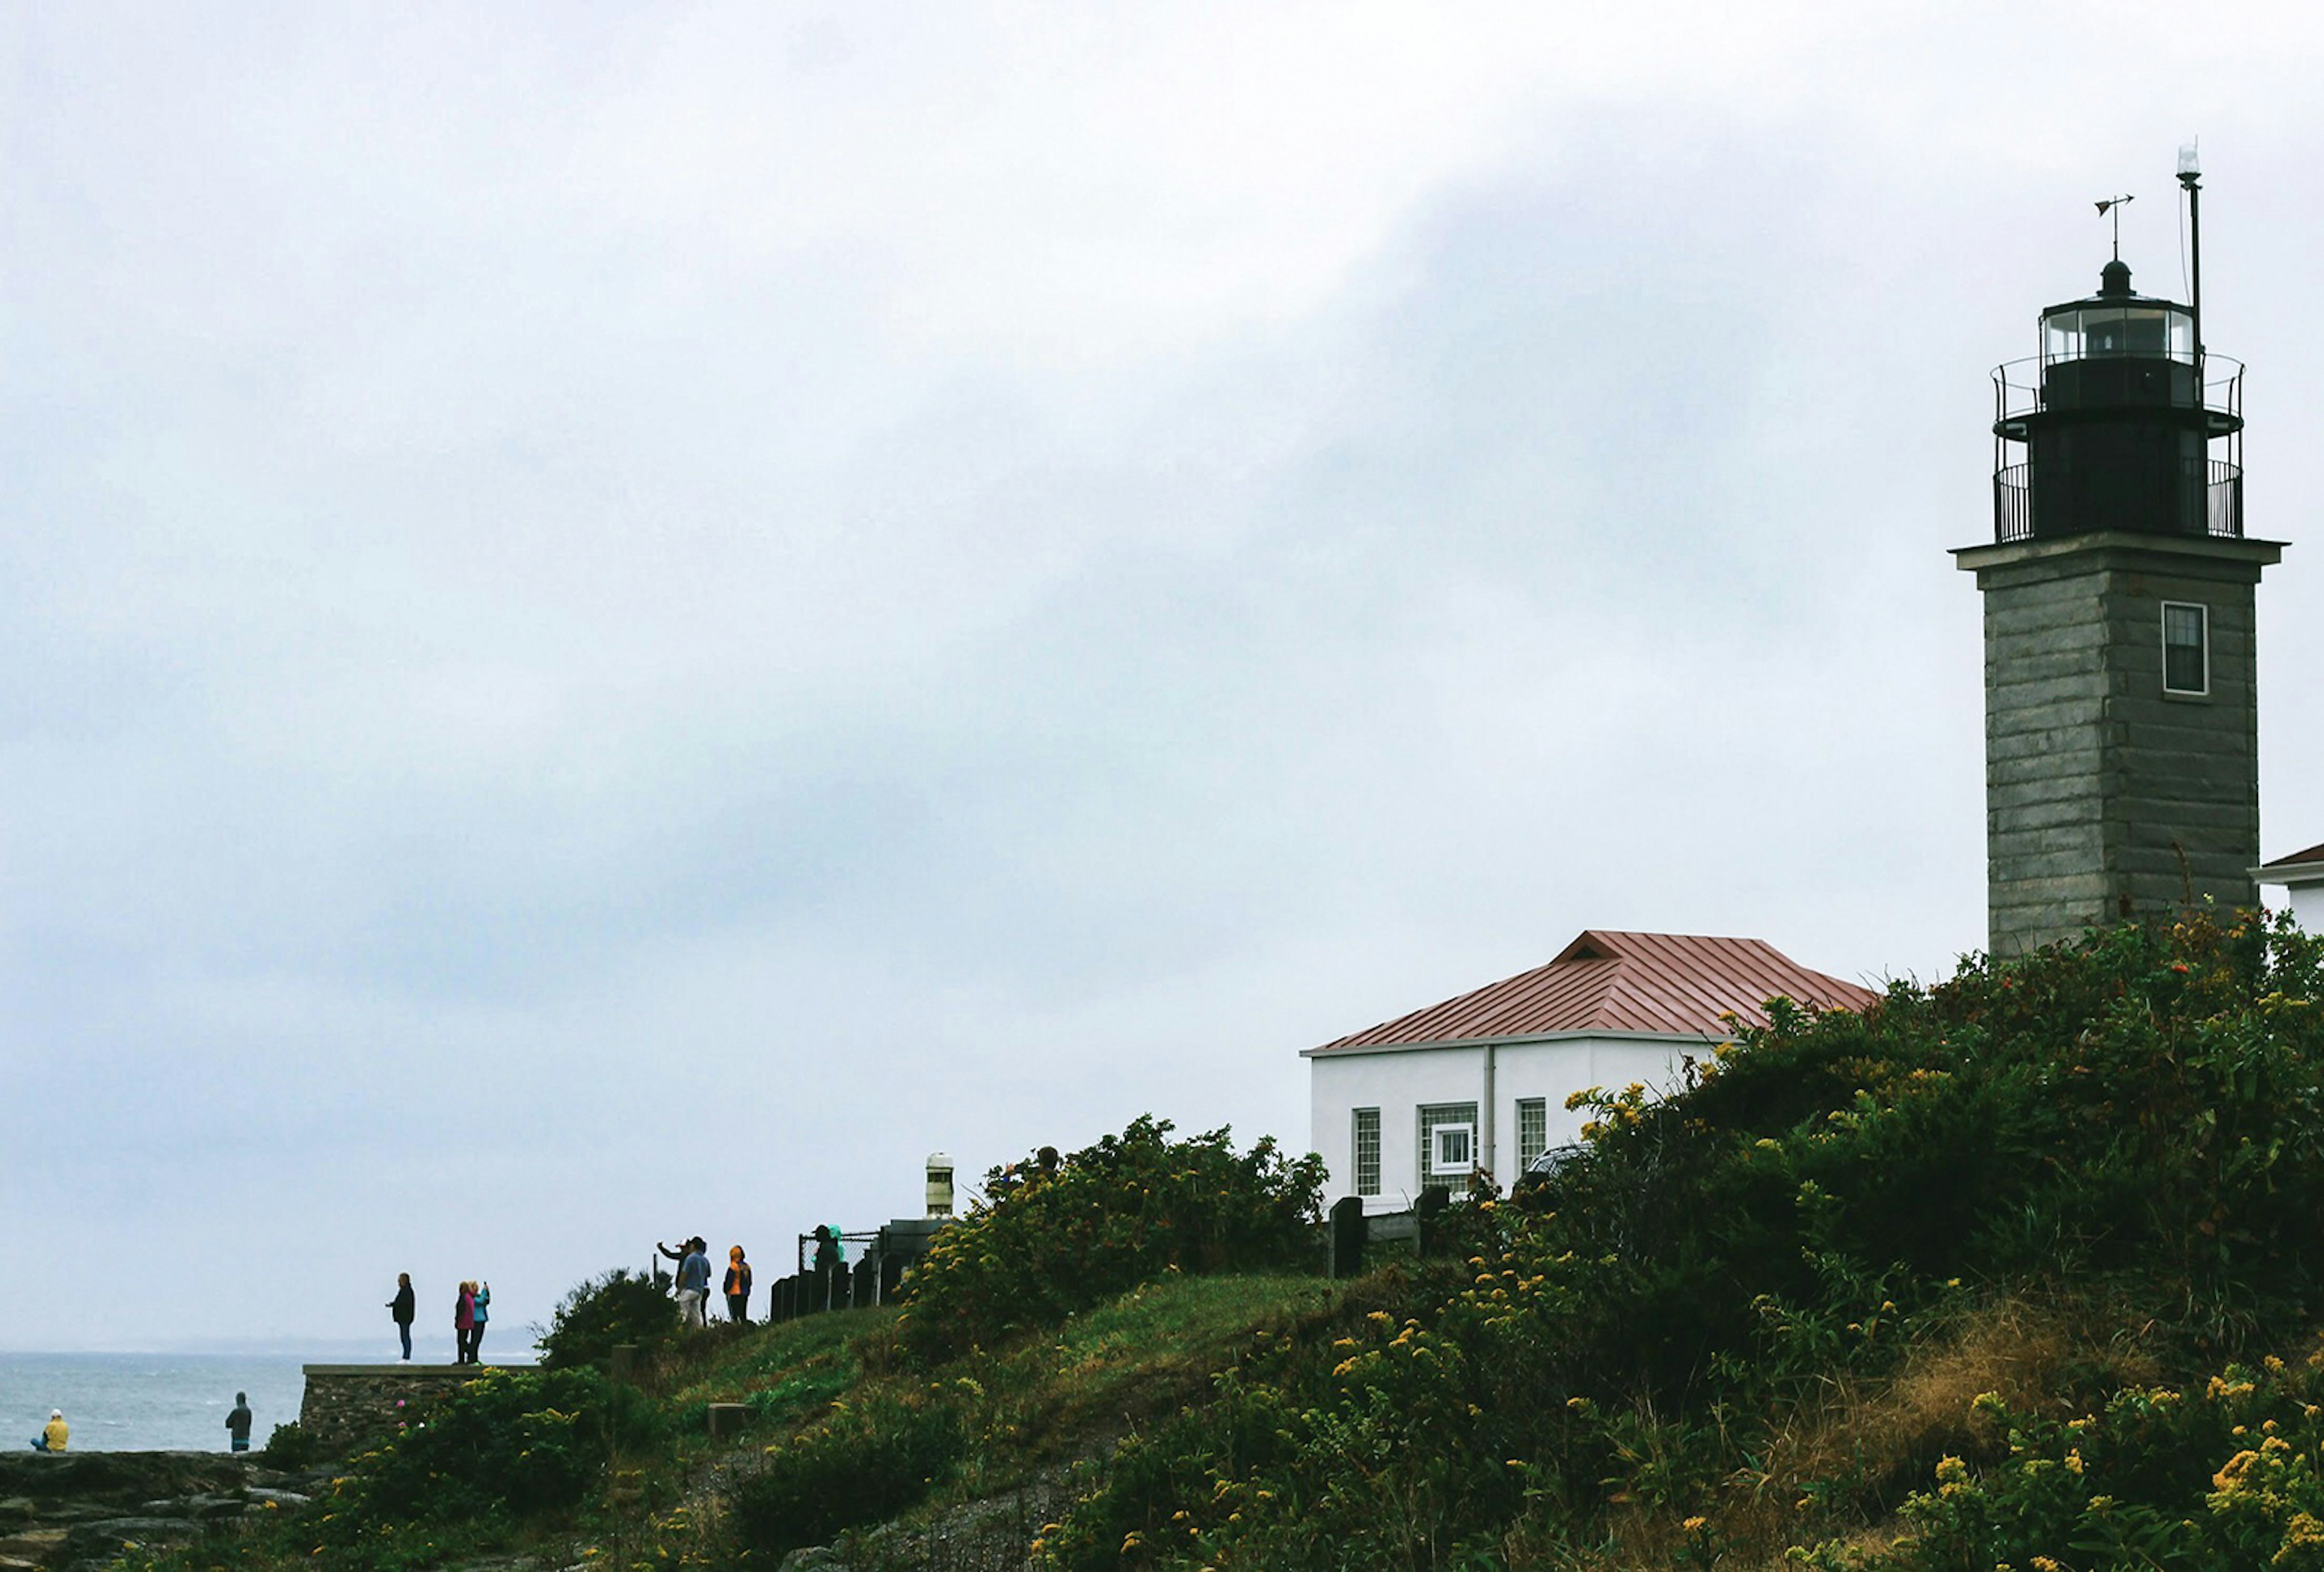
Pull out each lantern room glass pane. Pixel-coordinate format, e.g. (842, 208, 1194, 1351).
(2043, 304, 2194, 364)
(2043, 311, 2082, 364)
(2118, 308, 2173, 355)
(2083, 308, 2129, 355)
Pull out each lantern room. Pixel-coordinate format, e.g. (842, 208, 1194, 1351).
(1990, 258, 2242, 542)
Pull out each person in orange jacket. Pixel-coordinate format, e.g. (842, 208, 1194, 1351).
(723, 1246, 753, 1323)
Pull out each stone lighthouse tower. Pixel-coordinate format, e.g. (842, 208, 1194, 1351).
(1955, 159, 2284, 956)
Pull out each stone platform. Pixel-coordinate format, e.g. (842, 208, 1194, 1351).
(300, 1364, 505, 1455)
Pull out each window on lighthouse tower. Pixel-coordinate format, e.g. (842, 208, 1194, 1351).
(2163, 602, 2210, 696)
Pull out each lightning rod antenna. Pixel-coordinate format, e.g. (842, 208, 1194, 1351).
(2095, 193, 2134, 261)
(2177, 142, 2204, 381)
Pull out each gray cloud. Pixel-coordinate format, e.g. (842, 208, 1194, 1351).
(5, 2, 2324, 1349)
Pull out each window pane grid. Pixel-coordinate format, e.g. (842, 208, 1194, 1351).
(1517, 1099, 1548, 1171)
(2163, 602, 2208, 694)
(1418, 1102, 1479, 1193)
(1351, 1108, 1380, 1197)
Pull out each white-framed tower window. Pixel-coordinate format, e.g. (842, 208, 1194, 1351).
(2162, 601, 2210, 696)
(1418, 1102, 1479, 1191)
(1516, 1098, 1548, 1171)
(1351, 1108, 1381, 1197)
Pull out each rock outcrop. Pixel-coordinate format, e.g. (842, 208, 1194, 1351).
(0, 1451, 323, 1571)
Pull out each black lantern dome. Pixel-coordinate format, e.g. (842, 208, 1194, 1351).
(1991, 259, 2242, 542)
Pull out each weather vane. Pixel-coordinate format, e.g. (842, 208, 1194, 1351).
(2094, 193, 2135, 260)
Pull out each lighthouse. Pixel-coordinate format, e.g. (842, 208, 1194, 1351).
(1955, 154, 2285, 956)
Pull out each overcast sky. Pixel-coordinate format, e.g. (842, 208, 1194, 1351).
(7, 2, 2324, 1353)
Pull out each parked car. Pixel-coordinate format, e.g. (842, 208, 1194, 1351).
(1511, 1142, 1589, 1197)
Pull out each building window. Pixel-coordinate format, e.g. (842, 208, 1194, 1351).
(1351, 1108, 1380, 1197)
(1517, 1098, 1548, 1171)
(2162, 602, 2209, 696)
(1418, 1102, 1479, 1193)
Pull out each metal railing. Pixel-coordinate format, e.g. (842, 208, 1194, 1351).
(1993, 458, 2242, 543)
(1995, 464, 2032, 542)
(1992, 354, 2242, 427)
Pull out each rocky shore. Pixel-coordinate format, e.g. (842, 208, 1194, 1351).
(0, 1450, 325, 1571)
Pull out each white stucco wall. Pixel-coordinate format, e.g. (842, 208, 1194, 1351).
(2287, 881, 2324, 930)
(1306, 1033, 1711, 1211)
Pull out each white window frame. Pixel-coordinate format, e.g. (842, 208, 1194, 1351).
(1351, 1108, 1381, 1197)
(2162, 601, 2210, 697)
(1418, 1102, 1480, 1190)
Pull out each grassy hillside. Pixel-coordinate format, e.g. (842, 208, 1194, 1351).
(117, 912, 2324, 1570)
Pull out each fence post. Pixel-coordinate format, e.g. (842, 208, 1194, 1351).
(1330, 1196, 1367, 1279)
(1416, 1188, 1449, 1258)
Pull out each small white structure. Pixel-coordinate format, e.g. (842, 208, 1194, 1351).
(1304, 930, 1876, 1211)
(2256, 841, 2324, 928)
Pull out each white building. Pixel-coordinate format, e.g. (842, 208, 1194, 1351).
(1304, 930, 1876, 1211)
(2257, 841, 2324, 928)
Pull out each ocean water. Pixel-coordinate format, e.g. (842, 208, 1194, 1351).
(0, 1352, 312, 1453)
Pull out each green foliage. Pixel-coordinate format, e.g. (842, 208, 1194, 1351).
(318, 1367, 663, 1544)
(1034, 913, 2324, 1568)
(1804, 1352, 2324, 1571)
(258, 1419, 316, 1468)
(893, 1115, 1327, 1364)
(536, 1266, 675, 1370)
(727, 1392, 965, 1560)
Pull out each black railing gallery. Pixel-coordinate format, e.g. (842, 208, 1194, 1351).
(1993, 457, 2242, 544)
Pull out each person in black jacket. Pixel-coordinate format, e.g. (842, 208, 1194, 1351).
(388, 1273, 416, 1361)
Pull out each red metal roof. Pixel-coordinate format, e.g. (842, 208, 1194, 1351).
(1309, 930, 1879, 1054)
(2259, 840, 2324, 871)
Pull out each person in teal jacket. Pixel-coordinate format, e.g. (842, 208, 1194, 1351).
(470, 1282, 491, 1363)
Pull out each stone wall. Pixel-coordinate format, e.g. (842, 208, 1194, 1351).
(298, 1365, 499, 1456)
(1958, 531, 2280, 956)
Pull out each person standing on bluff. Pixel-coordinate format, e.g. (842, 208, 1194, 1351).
(723, 1246, 752, 1324)
(30, 1409, 67, 1452)
(226, 1392, 254, 1453)
(470, 1281, 491, 1363)
(454, 1281, 477, 1364)
(655, 1238, 704, 1328)
(388, 1273, 416, 1361)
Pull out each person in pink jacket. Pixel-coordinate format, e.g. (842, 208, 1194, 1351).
(454, 1281, 477, 1364)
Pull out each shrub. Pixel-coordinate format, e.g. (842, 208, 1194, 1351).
(1805, 1352, 2324, 1571)
(258, 1419, 315, 1468)
(318, 1367, 663, 1542)
(727, 1393, 964, 1560)
(893, 1115, 1326, 1364)
(1033, 913, 2324, 1568)
(536, 1267, 676, 1370)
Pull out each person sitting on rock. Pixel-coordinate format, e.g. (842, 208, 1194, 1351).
(30, 1409, 67, 1452)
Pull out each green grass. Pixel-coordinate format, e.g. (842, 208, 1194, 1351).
(666, 1311, 868, 1439)
(717, 1273, 1339, 1566)
(984, 1272, 1338, 1461)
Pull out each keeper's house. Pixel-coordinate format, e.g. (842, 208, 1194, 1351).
(2257, 841, 2324, 929)
(1304, 930, 1877, 1211)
